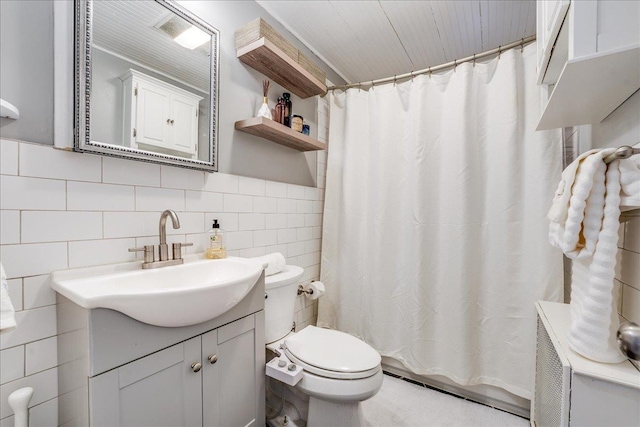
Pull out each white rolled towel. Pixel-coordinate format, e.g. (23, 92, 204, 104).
(252, 253, 286, 276)
(1, 263, 16, 332)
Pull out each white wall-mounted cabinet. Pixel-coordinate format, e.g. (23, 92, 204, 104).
(531, 301, 640, 426)
(120, 69, 202, 157)
(536, 0, 640, 130)
(537, 0, 570, 85)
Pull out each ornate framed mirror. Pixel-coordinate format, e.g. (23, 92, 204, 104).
(75, 0, 219, 171)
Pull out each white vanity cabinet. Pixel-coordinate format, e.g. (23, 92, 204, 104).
(90, 336, 203, 427)
(89, 315, 260, 427)
(536, 0, 640, 130)
(57, 277, 265, 427)
(120, 69, 202, 157)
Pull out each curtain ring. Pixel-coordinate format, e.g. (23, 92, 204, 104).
(410, 71, 414, 82)
(498, 46, 502, 59)
(371, 80, 374, 90)
(428, 67, 432, 78)
(393, 75, 397, 86)
(358, 82, 362, 92)
(472, 54, 476, 67)
(521, 38, 525, 53)
(453, 59, 457, 72)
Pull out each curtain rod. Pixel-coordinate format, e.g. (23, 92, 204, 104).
(327, 35, 537, 91)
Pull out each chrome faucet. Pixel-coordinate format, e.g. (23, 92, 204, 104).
(129, 209, 192, 269)
(159, 209, 180, 261)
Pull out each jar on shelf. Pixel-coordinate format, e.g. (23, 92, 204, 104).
(291, 115, 303, 132)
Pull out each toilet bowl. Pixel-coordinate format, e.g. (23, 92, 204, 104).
(265, 266, 382, 427)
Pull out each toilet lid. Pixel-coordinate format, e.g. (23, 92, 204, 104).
(284, 326, 381, 377)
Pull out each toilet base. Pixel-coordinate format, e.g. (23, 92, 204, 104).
(307, 397, 365, 427)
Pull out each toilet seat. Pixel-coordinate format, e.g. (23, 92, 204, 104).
(284, 326, 381, 380)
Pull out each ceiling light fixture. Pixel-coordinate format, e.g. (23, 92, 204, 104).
(173, 26, 210, 50)
(154, 13, 210, 52)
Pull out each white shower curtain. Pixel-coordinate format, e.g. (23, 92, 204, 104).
(317, 43, 563, 399)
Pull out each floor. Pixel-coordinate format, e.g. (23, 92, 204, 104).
(361, 374, 530, 427)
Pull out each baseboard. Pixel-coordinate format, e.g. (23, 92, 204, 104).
(381, 358, 531, 419)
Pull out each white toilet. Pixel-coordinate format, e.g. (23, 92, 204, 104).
(265, 265, 383, 427)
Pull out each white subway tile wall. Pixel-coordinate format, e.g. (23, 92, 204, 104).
(102, 157, 161, 187)
(618, 218, 640, 323)
(0, 138, 328, 424)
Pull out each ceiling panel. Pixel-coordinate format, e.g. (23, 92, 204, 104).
(257, 0, 536, 84)
(93, 0, 211, 92)
(379, 2, 448, 70)
(328, 1, 415, 82)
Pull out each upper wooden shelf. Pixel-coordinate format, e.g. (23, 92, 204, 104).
(235, 117, 326, 152)
(237, 38, 327, 99)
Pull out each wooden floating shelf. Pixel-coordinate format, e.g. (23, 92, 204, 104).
(235, 116, 326, 152)
(237, 38, 327, 99)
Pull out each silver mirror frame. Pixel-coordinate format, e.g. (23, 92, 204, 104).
(74, 0, 219, 172)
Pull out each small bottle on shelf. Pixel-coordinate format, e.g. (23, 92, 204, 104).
(205, 219, 226, 259)
(275, 97, 285, 124)
(282, 93, 292, 127)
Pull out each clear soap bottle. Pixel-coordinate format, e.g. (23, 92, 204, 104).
(206, 219, 226, 259)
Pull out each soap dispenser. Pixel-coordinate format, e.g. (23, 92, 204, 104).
(206, 220, 226, 259)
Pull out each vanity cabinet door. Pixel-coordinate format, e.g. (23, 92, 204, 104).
(169, 94, 199, 156)
(89, 336, 203, 427)
(135, 79, 171, 147)
(203, 314, 259, 427)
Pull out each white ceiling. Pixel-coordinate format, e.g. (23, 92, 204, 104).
(257, 1, 536, 84)
(93, 0, 211, 92)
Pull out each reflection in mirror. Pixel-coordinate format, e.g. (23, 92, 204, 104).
(76, 0, 219, 171)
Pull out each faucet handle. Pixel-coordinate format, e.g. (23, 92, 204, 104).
(172, 242, 193, 260)
(129, 245, 155, 263)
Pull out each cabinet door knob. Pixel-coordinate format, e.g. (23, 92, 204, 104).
(191, 362, 202, 373)
(167, 119, 171, 124)
(170, 119, 175, 124)
(207, 354, 218, 364)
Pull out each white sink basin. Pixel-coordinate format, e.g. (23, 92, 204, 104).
(50, 256, 265, 327)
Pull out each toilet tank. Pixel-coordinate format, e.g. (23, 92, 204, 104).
(265, 265, 304, 343)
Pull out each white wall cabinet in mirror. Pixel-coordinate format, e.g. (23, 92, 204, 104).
(76, 0, 219, 171)
(121, 70, 202, 157)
